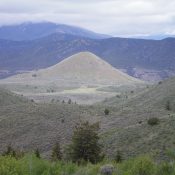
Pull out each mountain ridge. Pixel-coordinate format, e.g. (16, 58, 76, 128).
(0, 30, 175, 81)
(0, 22, 110, 41)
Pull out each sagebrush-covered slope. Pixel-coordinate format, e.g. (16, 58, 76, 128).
(1, 77, 175, 160)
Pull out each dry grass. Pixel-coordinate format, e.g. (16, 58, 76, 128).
(0, 77, 175, 160)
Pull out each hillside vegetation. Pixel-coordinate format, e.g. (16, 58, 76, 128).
(1, 154, 175, 175)
(0, 77, 175, 161)
(101, 77, 175, 159)
(0, 88, 29, 106)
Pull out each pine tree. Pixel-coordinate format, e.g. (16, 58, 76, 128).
(68, 99, 72, 104)
(51, 142, 62, 161)
(2, 145, 16, 158)
(115, 151, 122, 163)
(104, 108, 109, 115)
(35, 148, 40, 159)
(166, 100, 171, 111)
(68, 121, 103, 163)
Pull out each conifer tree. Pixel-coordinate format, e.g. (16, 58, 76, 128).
(68, 121, 103, 163)
(35, 148, 40, 159)
(51, 142, 62, 161)
(166, 100, 171, 111)
(68, 99, 72, 104)
(2, 145, 16, 158)
(115, 151, 122, 163)
(104, 108, 109, 115)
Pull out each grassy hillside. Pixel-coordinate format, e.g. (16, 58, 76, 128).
(0, 88, 29, 106)
(103, 77, 175, 111)
(0, 88, 105, 156)
(0, 77, 175, 160)
(101, 77, 175, 160)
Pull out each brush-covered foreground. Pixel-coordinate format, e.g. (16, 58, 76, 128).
(1, 77, 175, 161)
(1, 154, 175, 175)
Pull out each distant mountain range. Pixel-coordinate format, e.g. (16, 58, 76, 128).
(0, 22, 175, 81)
(0, 22, 110, 41)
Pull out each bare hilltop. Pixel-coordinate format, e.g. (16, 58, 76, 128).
(0, 52, 142, 104)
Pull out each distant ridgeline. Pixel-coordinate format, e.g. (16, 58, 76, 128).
(0, 22, 175, 81)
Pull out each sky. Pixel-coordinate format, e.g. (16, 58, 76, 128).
(0, 0, 175, 37)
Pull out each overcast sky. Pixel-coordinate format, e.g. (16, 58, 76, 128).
(0, 0, 175, 37)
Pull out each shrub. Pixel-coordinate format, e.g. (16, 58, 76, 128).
(20, 154, 51, 175)
(147, 117, 159, 126)
(61, 118, 65, 123)
(2, 154, 175, 175)
(51, 98, 55, 103)
(104, 109, 109, 115)
(138, 121, 143, 124)
(0, 156, 22, 175)
(157, 163, 174, 175)
(76, 163, 100, 175)
(60, 162, 78, 175)
(130, 156, 155, 175)
(119, 155, 156, 175)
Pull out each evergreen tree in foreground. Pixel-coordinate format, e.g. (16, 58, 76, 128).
(51, 142, 62, 161)
(68, 121, 103, 164)
(35, 148, 40, 159)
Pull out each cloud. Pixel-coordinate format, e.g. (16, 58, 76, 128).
(0, 0, 175, 37)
